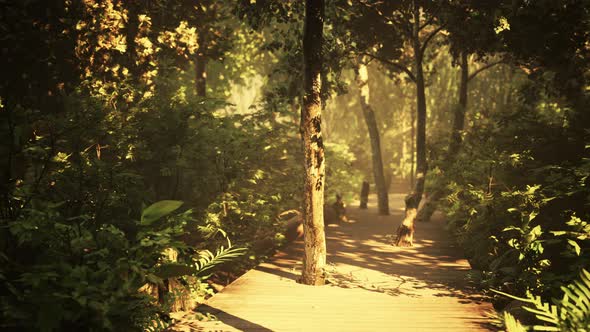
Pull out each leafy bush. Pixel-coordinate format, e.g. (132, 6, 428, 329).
(437, 84, 590, 301)
(0, 200, 243, 331)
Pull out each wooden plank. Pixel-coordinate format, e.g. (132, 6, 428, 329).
(170, 194, 495, 332)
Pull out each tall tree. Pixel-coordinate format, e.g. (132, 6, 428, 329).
(189, 1, 233, 97)
(388, 1, 442, 246)
(329, 0, 406, 215)
(300, 0, 327, 285)
(416, 51, 504, 222)
(355, 60, 389, 215)
(335, 0, 442, 245)
(414, 0, 510, 223)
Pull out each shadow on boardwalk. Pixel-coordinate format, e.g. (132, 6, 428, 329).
(172, 194, 496, 332)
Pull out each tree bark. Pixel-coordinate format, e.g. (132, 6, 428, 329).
(355, 62, 389, 215)
(124, 0, 141, 82)
(448, 51, 468, 157)
(360, 180, 369, 209)
(416, 51, 469, 223)
(300, 0, 326, 286)
(410, 105, 416, 189)
(395, 3, 426, 246)
(195, 31, 207, 97)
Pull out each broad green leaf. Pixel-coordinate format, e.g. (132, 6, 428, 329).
(141, 200, 183, 225)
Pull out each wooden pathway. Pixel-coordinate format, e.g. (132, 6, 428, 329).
(174, 194, 495, 331)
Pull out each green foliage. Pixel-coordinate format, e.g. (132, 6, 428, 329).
(497, 269, 590, 332)
(1, 201, 172, 331)
(504, 312, 528, 332)
(437, 75, 590, 302)
(325, 142, 363, 202)
(0, 199, 244, 331)
(141, 201, 184, 225)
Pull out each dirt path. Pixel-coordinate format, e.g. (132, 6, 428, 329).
(172, 194, 495, 331)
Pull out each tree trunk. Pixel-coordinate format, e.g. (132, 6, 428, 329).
(395, 3, 426, 246)
(355, 62, 389, 215)
(300, 0, 326, 286)
(448, 51, 468, 157)
(410, 105, 416, 189)
(124, 0, 141, 82)
(416, 51, 469, 223)
(360, 180, 369, 209)
(195, 31, 207, 97)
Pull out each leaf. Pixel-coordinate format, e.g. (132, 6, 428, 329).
(503, 226, 524, 233)
(529, 225, 543, 240)
(141, 200, 183, 225)
(154, 263, 195, 279)
(504, 312, 527, 332)
(567, 239, 581, 256)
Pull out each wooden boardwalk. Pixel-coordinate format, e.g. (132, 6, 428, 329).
(174, 194, 495, 331)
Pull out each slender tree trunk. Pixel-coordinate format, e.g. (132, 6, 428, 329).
(195, 31, 207, 97)
(395, 3, 426, 246)
(124, 0, 141, 83)
(448, 51, 468, 157)
(355, 62, 389, 215)
(300, 0, 326, 286)
(410, 105, 415, 189)
(416, 51, 469, 223)
(360, 180, 369, 209)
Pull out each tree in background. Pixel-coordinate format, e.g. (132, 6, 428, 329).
(417, 52, 506, 222)
(416, 2, 505, 222)
(355, 59, 389, 215)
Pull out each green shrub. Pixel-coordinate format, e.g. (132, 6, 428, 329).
(0, 200, 243, 331)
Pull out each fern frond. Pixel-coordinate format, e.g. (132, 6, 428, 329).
(193, 240, 246, 277)
(504, 312, 527, 332)
(496, 269, 590, 332)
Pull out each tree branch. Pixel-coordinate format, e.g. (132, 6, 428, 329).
(419, 26, 443, 57)
(360, 52, 416, 83)
(419, 16, 435, 32)
(467, 59, 505, 82)
(419, 6, 442, 32)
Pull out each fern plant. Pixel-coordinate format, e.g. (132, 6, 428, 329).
(496, 269, 590, 331)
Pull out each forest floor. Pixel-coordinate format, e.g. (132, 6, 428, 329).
(169, 194, 496, 331)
